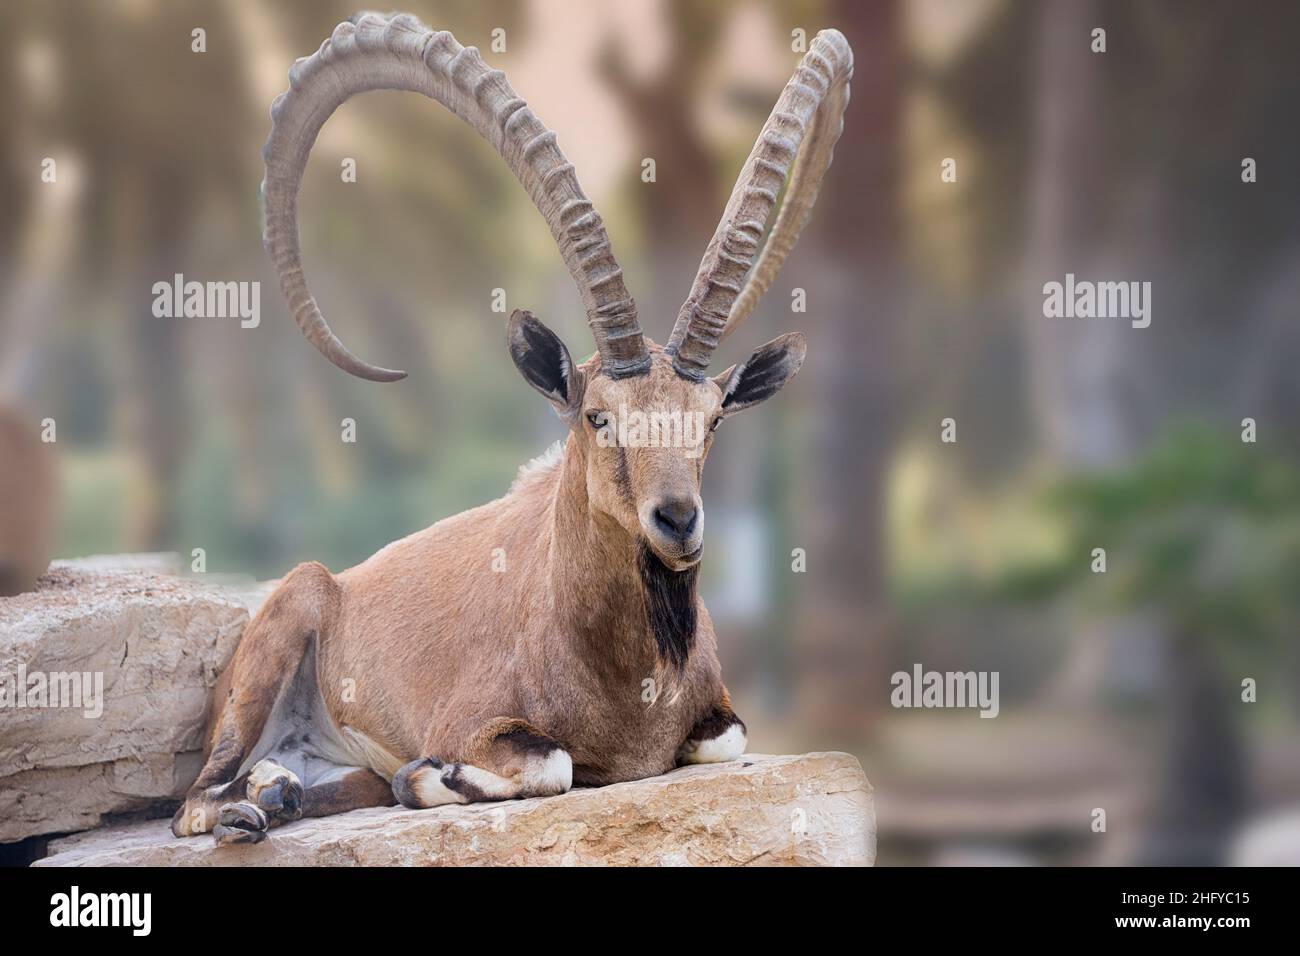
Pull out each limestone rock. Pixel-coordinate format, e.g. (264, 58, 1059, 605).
(51, 554, 279, 618)
(50, 553, 184, 576)
(0, 565, 247, 842)
(36, 752, 874, 866)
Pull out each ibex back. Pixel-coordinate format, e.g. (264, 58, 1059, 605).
(173, 12, 852, 844)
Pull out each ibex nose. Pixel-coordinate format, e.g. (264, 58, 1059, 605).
(653, 498, 699, 540)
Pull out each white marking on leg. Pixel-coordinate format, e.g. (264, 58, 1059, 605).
(450, 763, 518, 800)
(408, 764, 468, 806)
(524, 748, 573, 795)
(247, 758, 293, 790)
(397, 749, 573, 807)
(679, 723, 747, 764)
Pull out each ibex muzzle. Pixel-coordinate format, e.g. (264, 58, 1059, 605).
(176, 12, 852, 842)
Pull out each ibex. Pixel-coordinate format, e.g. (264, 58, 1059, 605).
(174, 12, 852, 844)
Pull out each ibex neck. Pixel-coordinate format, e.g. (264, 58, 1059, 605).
(544, 435, 698, 671)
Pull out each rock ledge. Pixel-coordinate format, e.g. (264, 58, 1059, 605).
(1, 564, 247, 842)
(35, 752, 874, 866)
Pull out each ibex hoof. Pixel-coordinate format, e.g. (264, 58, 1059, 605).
(247, 758, 305, 821)
(214, 801, 269, 846)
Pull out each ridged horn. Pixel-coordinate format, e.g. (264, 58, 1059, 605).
(262, 13, 650, 382)
(667, 29, 853, 380)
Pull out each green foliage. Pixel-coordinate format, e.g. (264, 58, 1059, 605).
(998, 426, 1300, 654)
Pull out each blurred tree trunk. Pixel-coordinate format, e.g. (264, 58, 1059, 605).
(1024, 0, 1243, 861)
(1024, 0, 1131, 710)
(1022, 0, 1147, 469)
(117, 173, 192, 550)
(1139, 628, 1246, 865)
(598, 0, 728, 316)
(795, 0, 902, 731)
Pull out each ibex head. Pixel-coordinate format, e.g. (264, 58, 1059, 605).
(262, 13, 852, 569)
(508, 320, 806, 569)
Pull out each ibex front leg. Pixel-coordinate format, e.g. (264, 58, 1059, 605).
(677, 689, 748, 765)
(392, 718, 573, 807)
(212, 763, 395, 845)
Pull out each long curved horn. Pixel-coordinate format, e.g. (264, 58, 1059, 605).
(667, 29, 853, 380)
(262, 13, 650, 382)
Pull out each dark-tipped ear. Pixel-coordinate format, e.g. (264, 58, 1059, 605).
(508, 309, 585, 424)
(711, 332, 807, 418)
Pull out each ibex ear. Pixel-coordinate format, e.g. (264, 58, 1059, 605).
(711, 332, 807, 418)
(508, 310, 585, 424)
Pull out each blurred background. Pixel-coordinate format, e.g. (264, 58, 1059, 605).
(2, 0, 1299, 865)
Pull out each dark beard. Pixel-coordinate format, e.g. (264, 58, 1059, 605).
(637, 543, 699, 671)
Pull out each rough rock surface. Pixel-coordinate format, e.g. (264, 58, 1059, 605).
(0, 564, 247, 842)
(50, 553, 278, 617)
(49, 553, 184, 576)
(35, 752, 874, 866)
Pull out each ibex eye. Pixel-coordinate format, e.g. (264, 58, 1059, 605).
(586, 411, 607, 429)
